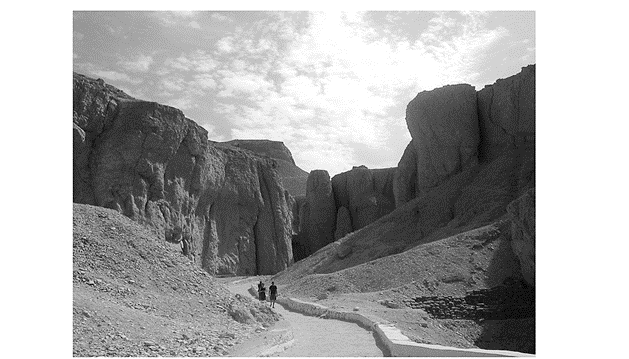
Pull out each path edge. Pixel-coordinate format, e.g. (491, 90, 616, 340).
(248, 286, 534, 357)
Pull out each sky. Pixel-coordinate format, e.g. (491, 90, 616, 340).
(73, 10, 535, 176)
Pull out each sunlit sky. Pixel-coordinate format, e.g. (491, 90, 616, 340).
(73, 10, 535, 176)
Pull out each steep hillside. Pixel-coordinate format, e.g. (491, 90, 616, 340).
(223, 139, 309, 197)
(73, 72, 293, 275)
(73, 203, 280, 357)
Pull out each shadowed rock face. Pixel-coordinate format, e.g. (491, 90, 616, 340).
(224, 139, 309, 197)
(331, 166, 396, 231)
(507, 188, 535, 287)
(304, 170, 336, 253)
(393, 141, 418, 207)
(405, 83, 479, 193)
(394, 65, 535, 209)
(477, 65, 535, 162)
(73, 72, 292, 275)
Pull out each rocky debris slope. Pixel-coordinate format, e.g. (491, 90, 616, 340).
(73, 203, 280, 357)
(73, 72, 293, 275)
(223, 140, 309, 197)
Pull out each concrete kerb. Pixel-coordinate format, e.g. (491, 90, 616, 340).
(247, 285, 534, 357)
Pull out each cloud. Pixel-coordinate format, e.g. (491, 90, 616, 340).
(118, 54, 154, 72)
(189, 21, 201, 29)
(203, 11, 511, 175)
(164, 51, 217, 72)
(211, 12, 233, 22)
(151, 11, 199, 26)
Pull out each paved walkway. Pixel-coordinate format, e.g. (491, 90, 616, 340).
(227, 278, 385, 357)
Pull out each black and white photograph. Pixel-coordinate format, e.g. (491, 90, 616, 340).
(10, 3, 629, 358)
(69, 9, 538, 357)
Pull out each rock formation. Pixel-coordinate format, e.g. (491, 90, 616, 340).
(224, 139, 309, 197)
(477, 65, 536, 162)
(393, 141, 417, 207)
(507, 188, 535, 287)
(303, 170, 336, 253)
(334, 206, 352, 240)
(394, 65, 535, 208)
(331, 166, 396, 231)
(73, 72, 293, 275)
(405, 83, 479, 194)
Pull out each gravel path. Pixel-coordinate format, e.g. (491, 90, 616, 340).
(227, 278, 385, 357)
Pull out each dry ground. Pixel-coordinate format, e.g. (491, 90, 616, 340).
(73, 203, 280, 357)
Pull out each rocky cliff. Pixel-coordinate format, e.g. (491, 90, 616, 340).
(224, 139, 309, 198)
(292, 166, 396, 260)
(73, 72, 293, 275)
(394, 65, 535, 208)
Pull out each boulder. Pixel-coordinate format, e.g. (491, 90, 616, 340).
(304, 170, 336, 253)
(507, 188, 535, 287)
(334, 206, 352, 240)
(393, 141, 418, 207)
(73, 72, 293, 275)
(405, 84, 479, 192)
(477, 65, 536, 162)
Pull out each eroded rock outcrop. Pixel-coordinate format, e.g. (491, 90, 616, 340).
(393, 141, 418, 207)
(224, 139, 309, 197)
(477, 65, 536, 162)
(331, 166, 396, 232)
(73, 72, 292, 275)
(303, 170, 336, 253)
(334, 206, 352, 240)
(507, 188, 535, 287)
(405, 84, 479, 193)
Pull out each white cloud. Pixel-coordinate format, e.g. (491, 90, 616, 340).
(216, 37, 235, 54)
(164, 51, 217, 73)
(211, 12, 233, 22)
(206, 11, 511, 175)
(118, 54, 154, 72)
(189, 21, 201, 29)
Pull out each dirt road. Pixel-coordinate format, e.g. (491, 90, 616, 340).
(226, 277, 386, 357)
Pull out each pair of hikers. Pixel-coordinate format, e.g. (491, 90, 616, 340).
(258, 281, 278, 308)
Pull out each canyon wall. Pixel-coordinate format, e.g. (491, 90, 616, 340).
(73, 73, 293, 275)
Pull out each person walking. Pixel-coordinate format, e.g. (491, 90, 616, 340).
(258, 282, 266, 302)
(269, 282, 278, 308)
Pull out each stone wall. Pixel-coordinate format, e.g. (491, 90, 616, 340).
(403, 279, 534, 320)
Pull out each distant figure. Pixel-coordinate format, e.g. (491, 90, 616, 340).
(269, 282, 278, 308)
(258, 282, 266, 302)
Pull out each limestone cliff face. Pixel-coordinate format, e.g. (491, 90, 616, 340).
(394, 65, 535, 208)
(224, 139, 309, 197)
(73, 73, 292, 275)
(291, 166, 396, 259)
(477, 65, 535, 162)
(331, 166, 396, 231)
(303, 170, 336, 254)
(405, 84, 479, 193)
(507, 188, 535, 287)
